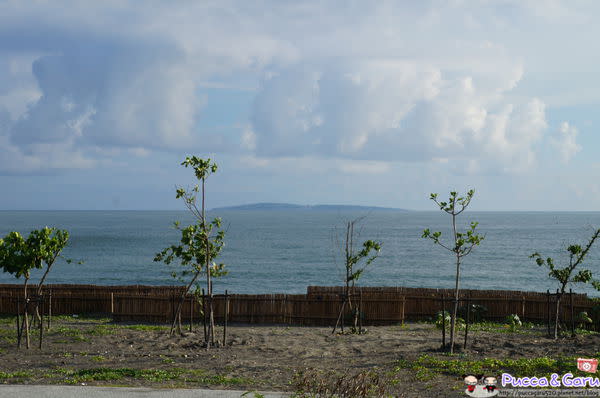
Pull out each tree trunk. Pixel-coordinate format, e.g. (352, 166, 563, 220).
(450, 213, 460, 353)
(33, 263, 54, 326)
(450, 254, 460, 353)
(202, 176, 215, 348)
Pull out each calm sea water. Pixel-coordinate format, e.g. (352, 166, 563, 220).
(1, 210, 600, 296)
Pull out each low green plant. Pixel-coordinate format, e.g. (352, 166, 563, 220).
(577, 311, 593, 329)
(434, 311, 464, 330)
(123, 324, 168, 332)
(466, 320, 539, 334)
(160, 355, 175, 364)
(396, 354, 598, 380)
(505, 314, 522, 332)
(242, 392, 265, 398)
(0, 371, 33, 380)
(459, 304, 488, 322)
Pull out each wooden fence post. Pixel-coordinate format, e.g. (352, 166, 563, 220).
(401, 295, 405, 327)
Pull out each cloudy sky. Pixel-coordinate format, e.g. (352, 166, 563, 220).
(1, 0, 599, 211)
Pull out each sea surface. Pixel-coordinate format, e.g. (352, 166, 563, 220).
(1, 210, 600, 296)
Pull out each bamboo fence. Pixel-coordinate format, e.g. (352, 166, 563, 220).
(0, 284, 597, 326)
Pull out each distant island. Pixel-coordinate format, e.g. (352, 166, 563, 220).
(210, 202, 408, 212)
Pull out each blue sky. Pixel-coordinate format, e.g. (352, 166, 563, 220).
(1, 1, 600, 211)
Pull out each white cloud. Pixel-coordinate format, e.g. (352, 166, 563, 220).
(551, 122, 581, 164)
(251, 59, 547, 174)
(0, 0, 596, 177)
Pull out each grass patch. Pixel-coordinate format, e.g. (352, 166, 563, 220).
(0, 371, 33, 382)
(465, 321, 542, 334)
(44, 367, 253, 386)
(122, 324, 168, 332)
(396, 354, 599, 381)
(0, 316, 17, 326)
(50, 327, 89, 342)
(160, 355, 175, 364)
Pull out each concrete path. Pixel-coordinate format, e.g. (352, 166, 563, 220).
(0, 385, 289, 398)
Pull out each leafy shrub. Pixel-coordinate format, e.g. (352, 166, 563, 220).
(505, 314, 522, 331)
(434, 310, 464, 330)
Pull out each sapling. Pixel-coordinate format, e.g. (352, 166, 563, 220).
(422, 189, 484, 353)
(155, 156, 226, 346)
(531, 228, 600, 339)
(332, 218, 381, 334)
(0, 227, 74, 348)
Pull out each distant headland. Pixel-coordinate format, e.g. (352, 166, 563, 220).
(210, 202, 408, 212)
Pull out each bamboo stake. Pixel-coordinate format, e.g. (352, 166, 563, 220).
(441, 294, 446, 349)
(16, 298, 21, 348)
(189, 295, 193, 333)
(202, 289, 207, 343)
(556, 288, 559, 337)
(332, 296, 347, 334)
(547, 290, 551, 337)
(47, 290, 52, 330)
(223, 290, 229, 346)
(38, 296, 43, 349)
(570, 289, 575, 338)
(464, 296, 470, 350)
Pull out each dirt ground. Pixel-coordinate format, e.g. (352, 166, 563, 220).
(0, 316, 599, 397)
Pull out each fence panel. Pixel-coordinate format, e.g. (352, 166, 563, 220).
(0, 284, 598, 326)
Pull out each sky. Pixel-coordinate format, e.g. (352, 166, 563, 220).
(1, 0, 600, 211)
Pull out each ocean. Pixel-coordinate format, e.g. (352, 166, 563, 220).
(1, 210, 600, 296)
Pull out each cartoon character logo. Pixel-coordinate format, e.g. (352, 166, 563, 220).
(483, 376, 498, 394)
(463, 374, 498, 397)
(577, 358, 598, 373)
(464, 375, 478, 394)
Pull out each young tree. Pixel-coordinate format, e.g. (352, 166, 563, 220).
(0, 232, 35, 348)
(422, 190, 484, 353)
(154, 156, 226, 347)
(0, 227, 72, 349)
(332, 218, 381, 334)
(531, 228, 600, 339)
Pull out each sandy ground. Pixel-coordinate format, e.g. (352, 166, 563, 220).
(0, 317, 599, 397)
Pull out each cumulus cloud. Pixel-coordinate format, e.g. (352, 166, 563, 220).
(0, 2, 295, 174)
(0, 0, 593, 177)
(251, 59, 547, 174)
(551, 122, 581, 164)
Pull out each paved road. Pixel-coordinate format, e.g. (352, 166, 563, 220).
(0, 385, 289, 398)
